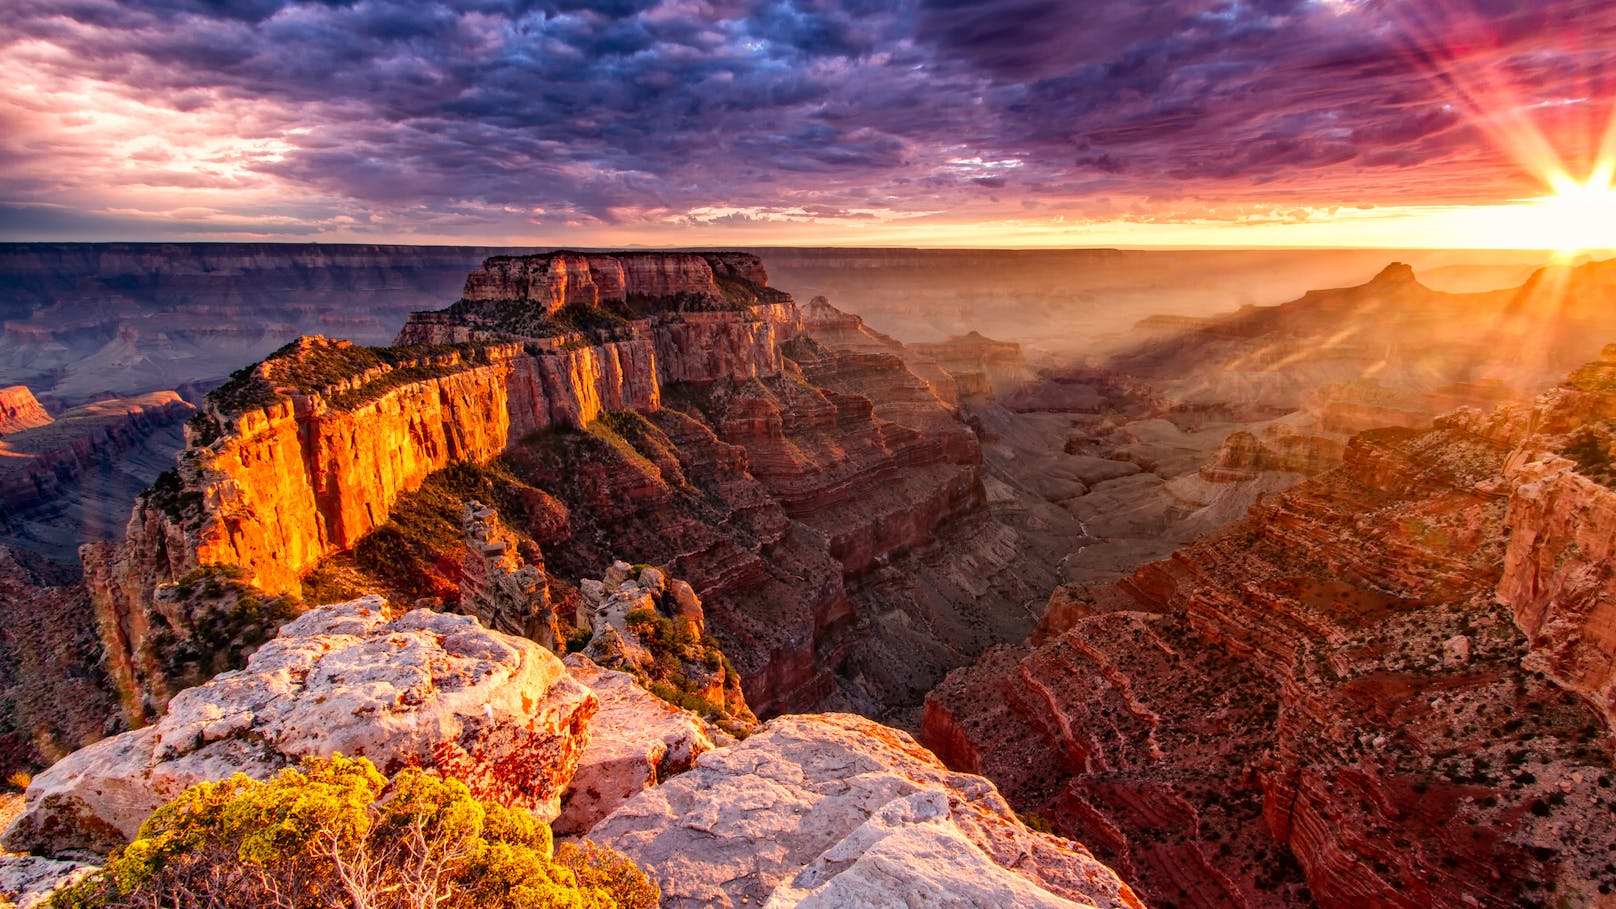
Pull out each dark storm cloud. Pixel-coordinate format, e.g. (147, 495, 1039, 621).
(3, 0, 1615, 235)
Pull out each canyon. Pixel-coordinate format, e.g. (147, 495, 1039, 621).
(1, 246, 1613, 907)
(923, 349, 1616, 909)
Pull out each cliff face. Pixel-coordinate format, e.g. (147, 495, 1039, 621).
(924, 355, 1616, 909)
(91, 339, 655, 601)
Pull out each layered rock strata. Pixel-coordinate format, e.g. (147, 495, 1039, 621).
(590, 712, 1145, 909)
(925, 355, 1616, 909)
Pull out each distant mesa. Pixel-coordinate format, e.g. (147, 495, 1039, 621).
(396, 251, 794, 346)
(1368, 260, 1419, 285)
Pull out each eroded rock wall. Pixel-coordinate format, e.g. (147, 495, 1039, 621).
(925, 368, 1616, 909)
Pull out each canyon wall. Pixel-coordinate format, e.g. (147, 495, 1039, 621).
(0, 394, 193, 515)
(89, 253, 898, 719)
(924, 356, 1616, 909)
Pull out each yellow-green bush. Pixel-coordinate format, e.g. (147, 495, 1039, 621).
(52, 755, 658, 909)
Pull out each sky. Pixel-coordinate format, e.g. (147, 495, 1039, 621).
(2, 0, 1614, 249)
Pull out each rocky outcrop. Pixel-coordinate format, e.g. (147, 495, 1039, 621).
(574, 560, 755, 732)
(0, 854, 98, 908)
(925, 356, 1616, 909)
(0, 387, 49, 436)
(589, 712, 1145, 909)
(3, 598, 597, 857)
(554, 653, 725, 836)
(459, 500, 557, 648)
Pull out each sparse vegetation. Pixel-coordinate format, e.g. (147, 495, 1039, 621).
(622, 605, 750, 735)
(141, 565, 300, 692)
(205, 339, 484, 417)
(50, 755, 658, 909)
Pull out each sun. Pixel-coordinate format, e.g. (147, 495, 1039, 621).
(1523, 176, 1616, 257)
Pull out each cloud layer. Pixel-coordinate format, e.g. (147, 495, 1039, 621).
(2, 0, 1613, 242)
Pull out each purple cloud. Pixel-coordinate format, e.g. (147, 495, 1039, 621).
(0, 0, 1612, 241)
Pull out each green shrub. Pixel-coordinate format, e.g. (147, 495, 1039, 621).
(52, 755, 657, 909)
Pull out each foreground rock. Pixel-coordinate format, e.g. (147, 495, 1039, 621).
(554, 654, 726, 835)
(3, 598, 596, 856)
(589, 713, 1144, 909)
(0, 854, 98, 908)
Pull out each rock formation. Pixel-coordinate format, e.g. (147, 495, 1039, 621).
(553, 653, 726, 836)
(572, 560, 755, 734)
(924, 352, 1616, 909)
(0, 387, 49, 436)
(459, 500, 557, 648)
(589, 712, 1145, 909)
(3, 598, 597, 856)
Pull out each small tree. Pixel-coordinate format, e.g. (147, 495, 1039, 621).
(52, 755, 658, 909)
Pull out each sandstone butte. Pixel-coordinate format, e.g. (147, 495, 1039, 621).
(0, 598, 1143, 909)
(84, 251, 1061, 725)
(923, 346, 1616, 909)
